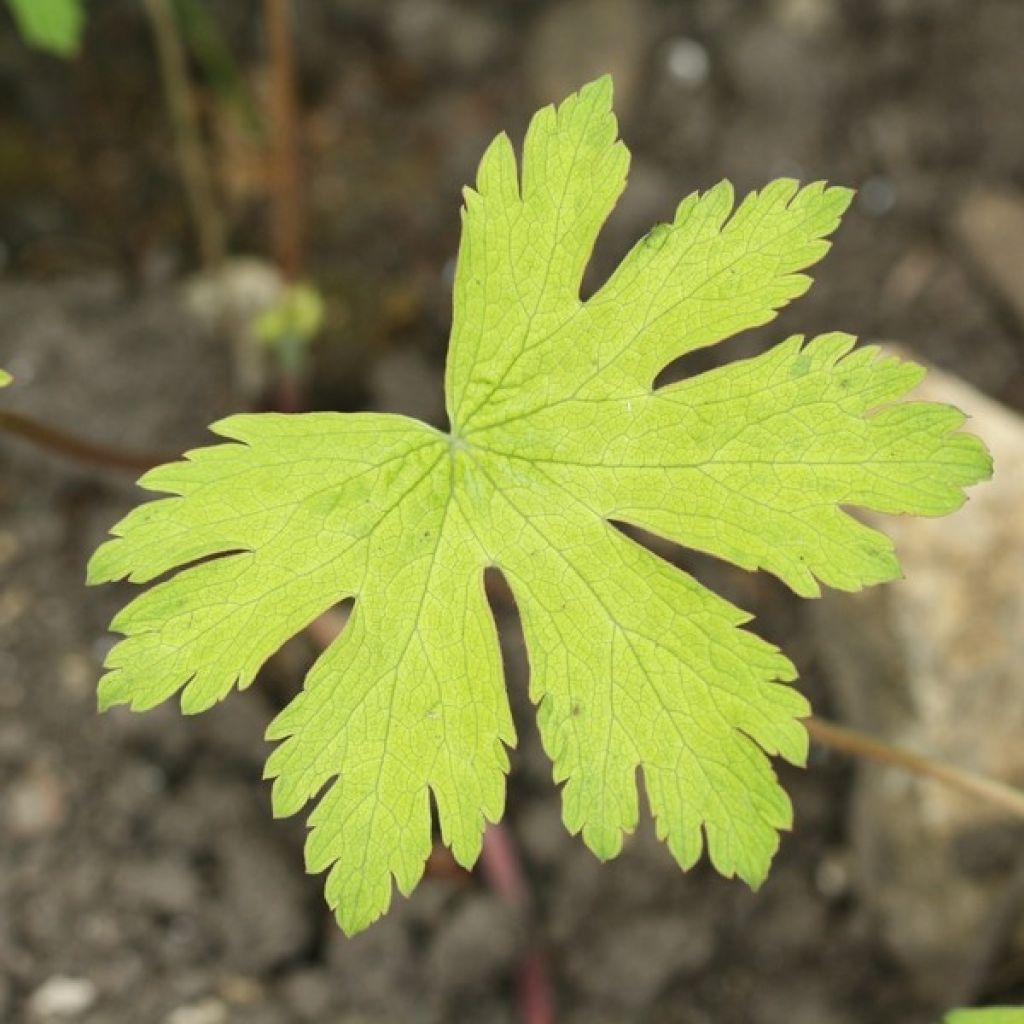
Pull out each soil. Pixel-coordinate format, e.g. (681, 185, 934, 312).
(1, 1, 1023, 1022)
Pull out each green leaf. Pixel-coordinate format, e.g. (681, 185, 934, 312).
(0, 368, 11, 387)
(945, 1010, 1024, 1024)
(6, 0, 84, 57)
(88, 77, 991, 934)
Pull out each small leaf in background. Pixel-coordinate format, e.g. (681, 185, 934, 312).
(6, 0, 85, 57)
(253, 282, 325, 349)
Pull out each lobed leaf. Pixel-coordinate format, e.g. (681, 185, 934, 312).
(89, 77, 991, 933)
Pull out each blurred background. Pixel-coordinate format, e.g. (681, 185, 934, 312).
(1, 1, 1023, 1022)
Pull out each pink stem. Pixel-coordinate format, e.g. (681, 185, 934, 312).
(482, 824, 556, 1024)
(307, 609, 556, 1022)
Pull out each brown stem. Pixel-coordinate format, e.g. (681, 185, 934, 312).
(144, 0, 226, 272)
(480, 822, 531, 907)
(806, 716, 1024, 819)
(0, 410, 172, 473)
(264, 0, 303, 281)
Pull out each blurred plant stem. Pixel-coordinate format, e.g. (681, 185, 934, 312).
(0, 410, 172, 472)
(481, 825, 556, 1024)
(174, 0, 264, 135)
(143, 0, 226, 272)
(806, 716, 1024, 818)
(264, 0, 303, 282)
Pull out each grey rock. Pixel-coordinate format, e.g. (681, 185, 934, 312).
(813, 355, 1024, 996)
(4, 764, 66, 838)
(0, 275, 230, 452)
(662, 37, 710, 88)
(954, 187, 1024, 330)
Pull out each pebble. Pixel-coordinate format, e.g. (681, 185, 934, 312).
(664, 37, 711, 88)
(164, 999, 228, 1024)
(954, 187, 1024, 328)
(5, 765, 66, 838)
(28, 976, 97, 1019)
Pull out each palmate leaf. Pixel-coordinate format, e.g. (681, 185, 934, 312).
(88, 77, 991, 934)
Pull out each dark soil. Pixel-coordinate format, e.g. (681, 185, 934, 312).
(1, 2, 1023, 1022)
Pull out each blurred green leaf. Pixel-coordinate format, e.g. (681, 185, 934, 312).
(946, 1010, 1024, 1024)
(254, 282, 325, 349)
(6, 0, 85, 57)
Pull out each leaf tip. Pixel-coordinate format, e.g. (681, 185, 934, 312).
(582, 72, 615, 102)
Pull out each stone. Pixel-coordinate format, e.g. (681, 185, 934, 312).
(812, 353, 1024, 998)
(663, 37, 711, 88)
(27, 976, 97, 1019)
(5, 764, 66, 838)
(164, 999, 229, 1024)
(953, 187, 1024, 329)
